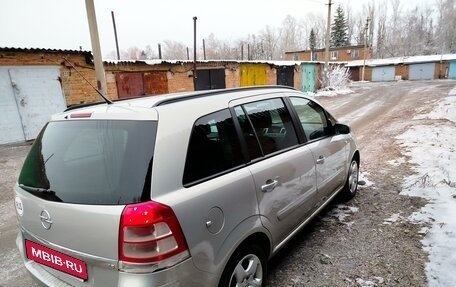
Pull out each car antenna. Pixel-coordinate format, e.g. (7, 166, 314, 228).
(62, 57, 113, 105)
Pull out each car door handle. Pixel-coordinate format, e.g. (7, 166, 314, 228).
(316, 156, 325, 164)
(261, 179, 278, 192)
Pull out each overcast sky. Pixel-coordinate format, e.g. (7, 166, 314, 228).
(0, 0, 436, 56)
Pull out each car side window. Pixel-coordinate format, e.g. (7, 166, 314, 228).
(183, 109, 244, 185)
(237, 98, 298, 156)
(290, 97, 331, 141)
(234, 106, 263, 161)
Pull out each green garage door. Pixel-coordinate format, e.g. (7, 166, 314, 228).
(301, 63, 316, 92)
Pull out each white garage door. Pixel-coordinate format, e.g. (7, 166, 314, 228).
(409, 63, 435, 80)
(0, 66, 66, 144)
(372, 66, 395, 82)
(0, 69, 24, 143)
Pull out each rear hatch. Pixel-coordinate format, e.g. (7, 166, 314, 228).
(15, 119, 157, 286)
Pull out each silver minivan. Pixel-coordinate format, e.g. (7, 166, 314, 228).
(14, 86, 359, 287)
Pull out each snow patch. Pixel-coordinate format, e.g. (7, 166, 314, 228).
(449, 86, 456, 96)
(386, 157, 406, 167)
(383, 213, 404, 225)
(356, 276, 384, 286)
(359, 171, 375, 188)
(312, 88, 354, 98)
(324, 204, 359, 222)
(337, 100, 381, 124)
(397, 91, 456, 286)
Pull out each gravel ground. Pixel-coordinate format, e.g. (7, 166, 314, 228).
(266, 80, 456, 286)
(1, 80, 455, 287)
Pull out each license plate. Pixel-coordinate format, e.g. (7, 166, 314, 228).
(25, 240, 88, 280)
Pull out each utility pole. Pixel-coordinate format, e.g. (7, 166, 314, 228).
(361, 18, 370, 82)
(193, 16, 197, 90)
(324, 0, 333, 86)
(241, 43, 244, 60)
(203, 39, 206, 60)
(85, 0, 107, 96)
(111, 11, 120, 60)
(158, 43, 162, 60)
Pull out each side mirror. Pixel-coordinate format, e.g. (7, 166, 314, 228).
(335, 123, 351, 135)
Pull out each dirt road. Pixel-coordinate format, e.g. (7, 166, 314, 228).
(266, 80, 456, 286)
(1, 80, 455, 286)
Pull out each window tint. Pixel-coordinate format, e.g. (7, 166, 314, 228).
(234, 106, 262, 161)
(183, 109, 244, 185)
(18, 120, 156, 205)
(290, 97, 331, 141)
(241, 98, 298, 156)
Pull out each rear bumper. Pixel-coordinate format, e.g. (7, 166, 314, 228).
(16, 232, 219, 287)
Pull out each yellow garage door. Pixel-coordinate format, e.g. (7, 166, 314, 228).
(240, 64, 268, 86)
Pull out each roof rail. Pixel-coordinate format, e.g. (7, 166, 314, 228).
(64, 86, 296, 111)
(153, 85, 296, 107)
(64, 101, 104, 112)
(63, 94, 156, 112)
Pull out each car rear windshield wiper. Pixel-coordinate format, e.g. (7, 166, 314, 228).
(19, 184, 62, 202)
(19, 184, 56, 194)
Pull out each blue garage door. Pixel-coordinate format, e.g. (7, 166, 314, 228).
(449, 61, 456, 79)
(409, 63, 435, 80)
(372, 66, 395, 82)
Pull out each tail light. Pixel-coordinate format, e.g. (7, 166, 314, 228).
(119, 201, 189, 273)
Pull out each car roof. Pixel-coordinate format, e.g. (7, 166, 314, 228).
(53, 86, 299, 121)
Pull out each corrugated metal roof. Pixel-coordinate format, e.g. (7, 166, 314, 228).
(103, 59, 327, 66)
(347, 54, 456, 67)
(0, 47, 92, 54)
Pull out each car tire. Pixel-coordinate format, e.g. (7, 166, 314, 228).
(218, 244, 267, 287)
(339, 158, 359, 201)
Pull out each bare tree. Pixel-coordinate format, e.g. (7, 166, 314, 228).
(144, 45, 157, 60)
(376, 9, 387, 58)
(162, 40, 187, 60)
(436, 0, 456, 53)
(258, 25, 280, 60)
(109, 3, 454, 63)
(279, 15, 302, 54)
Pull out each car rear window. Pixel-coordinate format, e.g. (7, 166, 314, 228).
(18, 120, 157, 205)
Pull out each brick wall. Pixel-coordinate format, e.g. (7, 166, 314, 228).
(0, 49, 101, 106)
(266, 65, 276, 85)
(166, 63, 194, 92)
(62, 63, 104, 106)
(225, 63, 240, 88)
(435, 62, 449, 79)
(396, 64, 408, 80)
(285, 46, 372, 62)
(1, 49, 323, 106)
(363, 67, 373, 81)
(294, 66, 302, 91)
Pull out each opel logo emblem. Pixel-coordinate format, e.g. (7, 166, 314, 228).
(40, 209, 53, 230)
